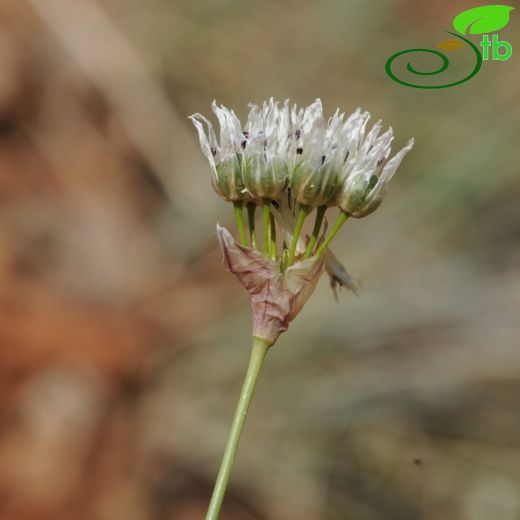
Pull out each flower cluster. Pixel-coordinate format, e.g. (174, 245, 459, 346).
(190, 98, 413, 218)
(190, 99, 413, 344)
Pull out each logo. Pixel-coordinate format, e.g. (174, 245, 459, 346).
(386, 5, 514, 89)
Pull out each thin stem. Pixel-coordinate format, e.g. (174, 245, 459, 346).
(262, 199, 271, 255)
(269, 213, 276, 260)
(287, 204, 309, 266)
(205, 337, 272, 520)
(304, 205, 326, 259)
(233, 201, 247, 246)
(315, 210, 349, 257)
(246, 202, 257, 249)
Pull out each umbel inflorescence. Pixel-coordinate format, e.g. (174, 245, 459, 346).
(191, 98, 414, 520)
(190, 98, 413, 344)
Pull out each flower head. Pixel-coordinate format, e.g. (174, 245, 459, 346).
(190, 99, 413, 342)
(190, 99, 413, 215)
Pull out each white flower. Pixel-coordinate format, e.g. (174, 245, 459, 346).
(241, 99, 290, 201)
(288, 103, 414, 214)
(289, 102, 367, 207)
(336, 123, 414, 218)
(190, 102, 246, 201)
(190, 98, 413, 215)
(190, 99, 290, 201)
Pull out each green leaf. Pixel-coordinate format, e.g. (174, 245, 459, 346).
(453, 5, 514, 35)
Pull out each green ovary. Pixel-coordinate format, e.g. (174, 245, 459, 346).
(243, 157, 288, 201)
(339, 174, 379, 215)
(215, 156, 247, 201)
(290, 163, 339, 207)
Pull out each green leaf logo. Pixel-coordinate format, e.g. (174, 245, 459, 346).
(453, 5, 514, 35)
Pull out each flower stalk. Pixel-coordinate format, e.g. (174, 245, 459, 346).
(247, 202, 257, 249)
(205, 336, 272, 520)
(304, 205, 327, 259)
(315, 210, 350, 257)
(233, 201, 248, 246)
(262, 199, 271, 256)
(269, 213, 277, 260)
(287, 204, 309, 266)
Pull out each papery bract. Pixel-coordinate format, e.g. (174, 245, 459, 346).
(217, 225, 324, 344)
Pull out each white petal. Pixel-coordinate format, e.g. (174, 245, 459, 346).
(189, 114, 217, 173)
(302, 98, 324, 133)
(368, 127, 394, 165)
(212, 101, 242, 158)
(364, 137, 414, 205)
(360, 119, 383, 155)
(379, 137, 414, 184)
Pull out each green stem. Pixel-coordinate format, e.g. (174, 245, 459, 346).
(233, 201, 247, 246)
(205, 337, 272, 520)
(280, 249, 289, 273)
(315, 210, 349, 257)
(269, 213, 276, 260)
(304, 205, 326, 259)
(262, 199, 271, 256)
(246, 202, 257, 249)
(287, 204, 309, 266)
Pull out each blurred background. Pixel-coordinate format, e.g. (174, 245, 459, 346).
(0, 0, 519, 518)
